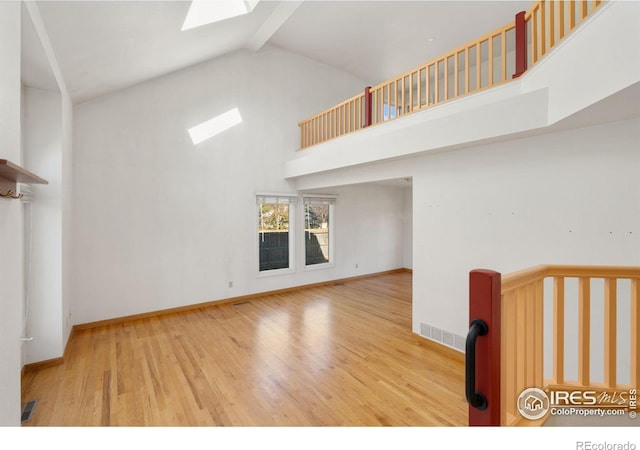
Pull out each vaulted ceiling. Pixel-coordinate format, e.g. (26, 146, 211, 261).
(22, 1, 530, 104)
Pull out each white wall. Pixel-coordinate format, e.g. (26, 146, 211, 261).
(71, 44, 406, 324)
(402, 185, 412, 269)
(411, 118, 640, 339)
(61, 93, 73, 345)
(325, 183, 405, 277)
(0, 1, 23, 426)
(22, 87, 63, 364)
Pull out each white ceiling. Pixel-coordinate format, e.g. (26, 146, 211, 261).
(271, 1, 530, 85)
(23, 0, 531, 104)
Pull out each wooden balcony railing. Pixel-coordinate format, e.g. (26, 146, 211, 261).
(298, 0, 604, 150)
(298, 91, 367, 149)
(369, 21, 516, 128)
(527, 0, 603, 65)
(468, 264, 640, 426)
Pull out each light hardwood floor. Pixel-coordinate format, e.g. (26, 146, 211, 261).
(21, 272, 467, 426)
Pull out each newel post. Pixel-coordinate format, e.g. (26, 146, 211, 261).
(468, 269, 502, 426)
(513, 11, 527, 78)
(363, 86, 372, 127)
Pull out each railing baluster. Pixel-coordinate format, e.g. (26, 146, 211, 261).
(632, 278, 640, 389)
(570, 0, 576, 31)
(581, 0, 588, 19)
(501, 30, 507, 82)
(550, 0, 556, 49)
(351, 101, 355, 132)
(409, 73, 414, 111)
(540, 1, 546, 58)
(434, 62, 440, 104)
(427, 64, 433, 105)
(352, 100, 355, 131)
(323, 113, 327, 140)
(454, 53, 459, 97)
(533, 6, 538, 63)
(444, 59, 450, 100)
(534, 279, 544, 388)
(354, 99, 358, 130)
(417, 71, 422, 109)
(553, 276, 565, 384)
(516, 288, 526, 401)
(605, 278, 618, 388)
(488, 37, 494, 86)
(503, 292, 516, 419)
(343, 104, 347, 134)
(525, 284, 535, 388)
(383, 85, 387, 120)
(364, 87, 371, 128)
(578, 277, 591, 386)
(372, 90, 377, 124)
(559, 0, 565, 39)
(464, 48, 470, 94)
(395, 80, 399, 115)
(332, 108, 336, 137)
(389, 81, 393, 115)
(475, 43, 481, 90)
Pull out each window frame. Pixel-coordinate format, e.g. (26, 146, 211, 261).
(302, 194, 336, 271)
(256, 193, 297, 277)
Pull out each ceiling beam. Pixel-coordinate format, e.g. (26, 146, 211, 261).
(245, 1, 303, 52)
(23, 1, 70, 100)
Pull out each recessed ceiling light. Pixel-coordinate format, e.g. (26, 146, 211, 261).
(427, 37, 436, 43)
(182, 0, 260, 31)
(188, 108, 243, 145)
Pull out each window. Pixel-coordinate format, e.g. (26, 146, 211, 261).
(257, 194, 296, 274)
(182, 0, 261, 31)
(304, 195, 335, 268)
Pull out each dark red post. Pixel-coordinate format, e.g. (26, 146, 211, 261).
(513, 11, 527, 78)
(468, 269, 501, 426)
(363, 86, 372, 127)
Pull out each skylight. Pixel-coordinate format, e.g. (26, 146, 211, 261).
(188, 108, 243, 144)
(182, 0, 260, 31)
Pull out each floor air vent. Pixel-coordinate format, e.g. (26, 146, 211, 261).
(21, 400, 38, 423)
(420, 322, 465, 353)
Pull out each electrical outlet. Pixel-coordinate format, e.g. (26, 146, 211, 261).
(355, 263, 359, 269)
(228, 281, 233, 288)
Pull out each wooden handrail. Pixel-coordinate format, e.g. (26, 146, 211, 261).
(502, 264, 640, 292)
(298, 0, 604, 150)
